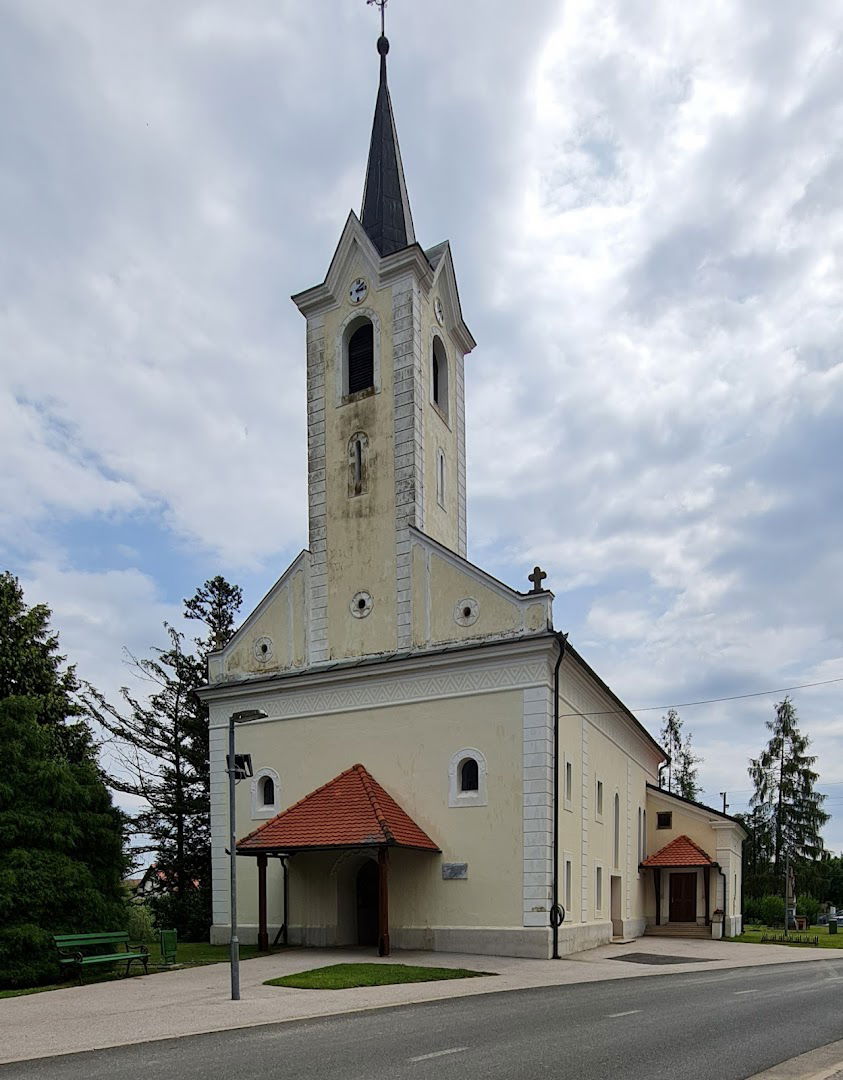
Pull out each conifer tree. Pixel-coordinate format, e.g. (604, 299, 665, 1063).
(0, 575, 127, 988)
(0, 571, 91, 762)
(83, 577, 242, 939)
(749, 697, 828, 876)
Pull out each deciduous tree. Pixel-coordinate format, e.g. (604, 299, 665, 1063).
(660, 708, 702, 801)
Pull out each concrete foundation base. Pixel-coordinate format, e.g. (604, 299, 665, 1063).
(393, 926, 552, 959)
(621, 917, 647, 939)
(211, 918, 648, 959)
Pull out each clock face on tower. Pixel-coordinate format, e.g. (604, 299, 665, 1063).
(349, 277, 368, 305)
(434, 296, 445, 325)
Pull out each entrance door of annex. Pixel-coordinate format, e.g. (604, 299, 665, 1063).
(356, 861, 379, 946)
(668, 872, 697, 922)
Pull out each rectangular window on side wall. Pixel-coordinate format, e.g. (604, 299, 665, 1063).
(596, 779, 604, 818)
(596, 865, 603, 913)
(565, 858, 573, 912)
(564, 759, 573, 810)
(657, 811, 672, 830)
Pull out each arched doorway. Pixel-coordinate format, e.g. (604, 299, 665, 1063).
(356, 860, 379, 946)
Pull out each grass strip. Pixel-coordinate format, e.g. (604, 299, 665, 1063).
(265, 962, 495, 990)
(730, 925, 843, 949)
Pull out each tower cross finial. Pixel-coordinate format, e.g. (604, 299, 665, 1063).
(367, 0, 387, 36)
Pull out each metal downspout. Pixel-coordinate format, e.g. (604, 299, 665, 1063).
(718, 865, 728, 939)
(551, 631, 568, 959)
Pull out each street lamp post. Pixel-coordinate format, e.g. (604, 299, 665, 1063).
(228, 708, 267, 1001)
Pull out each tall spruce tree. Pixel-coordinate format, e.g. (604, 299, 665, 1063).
(660, 708, 702, 800)
(749, 697, 828, 877)
(0, 571, 91, 762)
(83, 577, 241, 939)
(735, 805, 777, 899)
(0, 575, 127, 988)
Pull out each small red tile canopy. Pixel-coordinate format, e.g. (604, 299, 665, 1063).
(641, 835, 714, 868)
(640, 835, 716, 927)
(236, 764, 440, 956)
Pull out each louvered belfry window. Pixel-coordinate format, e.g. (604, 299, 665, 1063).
(347, 322, 374, 394)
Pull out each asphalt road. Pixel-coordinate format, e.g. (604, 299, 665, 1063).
(4, 960, 843, 1080)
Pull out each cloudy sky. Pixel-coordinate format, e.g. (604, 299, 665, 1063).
(2, 1, 842, 847)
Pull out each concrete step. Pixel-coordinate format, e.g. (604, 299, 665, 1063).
(645, 924, 710, 939)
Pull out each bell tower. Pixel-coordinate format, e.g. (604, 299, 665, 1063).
(291, 22, 476, 664)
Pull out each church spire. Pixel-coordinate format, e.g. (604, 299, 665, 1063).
(360, 24, 415, 257)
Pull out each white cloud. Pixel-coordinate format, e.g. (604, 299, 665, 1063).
(1, 0, 842, 849)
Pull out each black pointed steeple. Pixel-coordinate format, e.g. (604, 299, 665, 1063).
(360, 35, 415, 257)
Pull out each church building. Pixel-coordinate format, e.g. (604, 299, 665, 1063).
(199, 26, 745, 959)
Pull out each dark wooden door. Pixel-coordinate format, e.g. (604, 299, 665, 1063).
(669, 872, 697, 922)
(356, 861, 379, 946)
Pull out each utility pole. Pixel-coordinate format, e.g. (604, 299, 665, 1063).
(720, 792, 728, 814)
(784, 849, 791, 932)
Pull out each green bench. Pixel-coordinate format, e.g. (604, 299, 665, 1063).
(53, 932, 149, 984)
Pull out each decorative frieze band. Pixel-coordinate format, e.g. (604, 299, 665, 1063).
(209, 657, 549, 728)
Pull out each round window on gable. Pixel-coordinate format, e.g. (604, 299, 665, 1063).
(350, 591, 374, 619)
(453, 597, 479, 626)
(253, 636, 274, 663)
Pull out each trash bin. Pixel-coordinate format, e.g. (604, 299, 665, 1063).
(160, 928, 178, 964)
(829, 919, 838, 935)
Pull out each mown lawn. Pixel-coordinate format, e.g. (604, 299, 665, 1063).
(265, 962, 494, 990)
(0, 942, 288, 999)
(730, 923, 843, 948)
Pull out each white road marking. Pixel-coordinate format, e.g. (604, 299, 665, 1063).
(734, 989, 759, 995)
(409, 1047, 468, 1063)
(606, 1010, 641, 1017)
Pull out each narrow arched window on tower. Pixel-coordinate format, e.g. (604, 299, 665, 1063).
(346, 319, 374, 394)
(436, 448, 446, 509)
(348, 432, 369, 497)
(431, 336, 449, 418)
(261, 776, 275, 806)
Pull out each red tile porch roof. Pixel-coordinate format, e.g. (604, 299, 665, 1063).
(641, 834, 714, 868)
(237, 763, 440, 854)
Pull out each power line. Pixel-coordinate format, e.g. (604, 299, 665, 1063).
(559, 674, 843, 721)
(716, 780, 843, 797)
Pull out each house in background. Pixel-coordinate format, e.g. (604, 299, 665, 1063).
(198, 27, 745, 959)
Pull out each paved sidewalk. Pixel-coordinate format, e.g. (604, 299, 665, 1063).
(746, 1037, 843, 1080)
(1, 938, 841, 1065)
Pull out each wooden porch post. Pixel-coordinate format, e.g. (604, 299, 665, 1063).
(257, 853, 269, 952)
(654, 869, 662, 926)
(704, 866, 711, 925)
(378, 846, 390, 957)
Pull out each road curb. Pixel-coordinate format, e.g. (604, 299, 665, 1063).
(746, 1038, 843, 1080)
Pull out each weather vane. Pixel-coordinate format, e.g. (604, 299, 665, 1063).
(367, 0, 387, 36)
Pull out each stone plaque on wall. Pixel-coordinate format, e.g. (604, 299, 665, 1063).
(442, 863, 468, 880)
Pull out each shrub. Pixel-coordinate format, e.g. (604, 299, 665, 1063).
(743, 897, 762, 923)
(126, 902, 157, 945)
(759, 894, 786, 927)
(798, 894, 821, 926)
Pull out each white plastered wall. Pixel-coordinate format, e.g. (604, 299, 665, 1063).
(208, 644, 556, 959)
